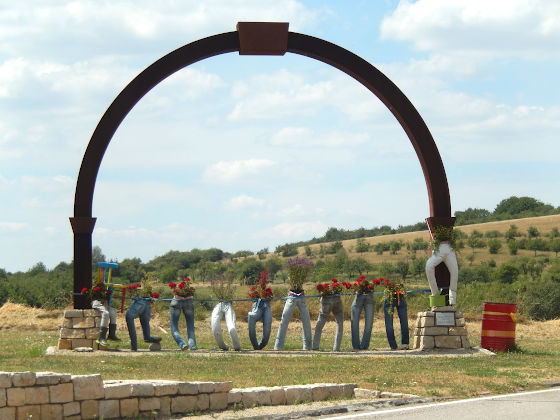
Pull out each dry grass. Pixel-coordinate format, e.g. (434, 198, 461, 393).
(297, 214, 560, 267)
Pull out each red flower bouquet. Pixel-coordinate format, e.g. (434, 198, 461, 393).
(169, 277, 195, 298)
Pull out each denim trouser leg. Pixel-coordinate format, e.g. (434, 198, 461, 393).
(313, 296, 344, 351)
(248, 300, 272, 350)
(170, 298, 197, 350)
(384, 296, 409, 349)
(426, 243, 459, 304)
(126, 298, 157, 350)
(211, 302, 241, 351)
(274, 296, 312, 350)
(138, 300, 152, 342)
(351, 294, 374, 350)
(125, 299, 141, 350)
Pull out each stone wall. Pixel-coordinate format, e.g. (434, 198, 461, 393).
(413, 306, 471, 350)
(0, 371, 356, 420)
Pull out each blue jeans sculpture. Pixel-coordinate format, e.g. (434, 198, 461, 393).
(125, 298, 161, 351)
(312, 295, 344, 351)
(169, 297, 198, 350)
(383, 295, 409, 350)
(350, 293, 374, 350)
(247, 299, 272, 350)
(274, 291, 312, 350)
(211, 301, 241, 351)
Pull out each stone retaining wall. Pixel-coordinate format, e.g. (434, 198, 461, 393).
(0, 371, 356, 419)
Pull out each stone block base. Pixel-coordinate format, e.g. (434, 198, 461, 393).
(413, 306, 471, 350)
(58, 310, 101, 351)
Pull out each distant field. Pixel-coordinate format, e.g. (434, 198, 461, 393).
(298, 214, 560, 266)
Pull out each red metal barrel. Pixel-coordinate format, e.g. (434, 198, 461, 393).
(481, 302, 517, 351)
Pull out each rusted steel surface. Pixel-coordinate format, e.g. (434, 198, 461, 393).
(72, 24, 452, 307)
(237, 22, 288, 55)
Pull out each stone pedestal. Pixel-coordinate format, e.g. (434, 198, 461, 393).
(413, 306, 470, 350)
(58, 309, 101, 350)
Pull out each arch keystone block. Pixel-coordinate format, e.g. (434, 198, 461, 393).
(237, 22, 288, 55)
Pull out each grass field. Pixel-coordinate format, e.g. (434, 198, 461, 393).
(1, 302, 559, 399)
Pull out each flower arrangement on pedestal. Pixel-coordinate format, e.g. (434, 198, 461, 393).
(316, 278, 351, 296)
(383, 278, 406, 314)
(169, 277, 195, 298)
(285, 256, 314, 292)
(249, 270, 273, 300)
(431, 225, 456, 251)
(126, 272, 159, 299)
(81, 282, 109, 301)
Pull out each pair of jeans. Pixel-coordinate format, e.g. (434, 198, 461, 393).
(125, 298, 159, 350)
(274, 292, 312, 350)
(350, 293, 374, 350)
(312, 295, 344, 351)
(426, 242, 458, 304)
(169, 297, 198, 350)
(92, 299, 116, 328)
(248, 299, 272, 350)
(383, 295, 409, 349)
(211, 301, 240, 351)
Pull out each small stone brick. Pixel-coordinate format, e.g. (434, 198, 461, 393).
(72, 374, 104, 400)
(138, 397, 160, 412)
(85, 328, 99, 340)
(456, 318, 466, 327)
(7, 388, 25, 406)
(63, 401, 80, 417)
(131, 381, 154, 397)
(151, 380, 179, 396)
(197, 393, 210, 410)
(354, 388, 381, 398)
(99, 399, 120, 419)
(60, 328, 86, 339)
(81, 399, 99, 420)
(461, 336, 471, 349)
(0, 373, 12, 388)
(311, 384, 330, 401)
(214, 381, 233, 393)
(40, 403, 63, 419)
(196, 381, 214, 393)
(12, 372, 36, 387)
(227, 390, 242, 405)
(104, 382, 133, 399)
(65, 416, 81, 420)
(120, 398, 139, 418)
(171, 395, 197, 413)
(83, 309, 99, 318)
(435, 335, 462, 348)
(16, 405, 40, 420)
(178, 382, 198, 395)
(36, 372, 71, 385)
(159, 396, 171, 416)
(1, 389, 6, 407)
(0, 406, 15, 420)
(418, 335, 435, 349)
(49, 382, 74, 403)
(62, 318, 73, 328)
(269, 387, 286, 405)
(284, 386, 312, 404)
(57, 339, 72, 350)
(209, 392, 228, 410)
(25, 386, 49, 404)
(417, 316, 435, 328)
(421, 327, 450, 336)
(449, 327, 467, 336)
(455, 311, 464, 319)
(432, 306, 456, 312)
(64, 310, 84, 318)
(73, 317, 95, 328)
(71, 338, 95, 349)
(341, 384, 357, 398)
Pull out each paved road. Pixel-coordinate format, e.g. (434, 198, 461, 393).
(321, 388, 560, 420)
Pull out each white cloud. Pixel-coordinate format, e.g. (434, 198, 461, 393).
(0, 222, 30, 232)
(254, 221, 328, 240)
(202, 159, 276, 183)
(380, 0, 560, 59)
(224, 195, 265, 210)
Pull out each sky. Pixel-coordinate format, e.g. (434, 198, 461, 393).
(1, 0, 559, 273)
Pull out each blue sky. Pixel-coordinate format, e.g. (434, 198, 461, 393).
(1, 0, 559, 272)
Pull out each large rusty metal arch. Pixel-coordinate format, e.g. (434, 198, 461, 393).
(71, 23, 453, 308)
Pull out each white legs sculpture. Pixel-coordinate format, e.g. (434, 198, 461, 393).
(425, 242, 459, 305)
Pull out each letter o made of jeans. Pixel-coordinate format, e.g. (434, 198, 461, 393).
(247, 299, 272, 350)
(211, 301, 241, 351)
